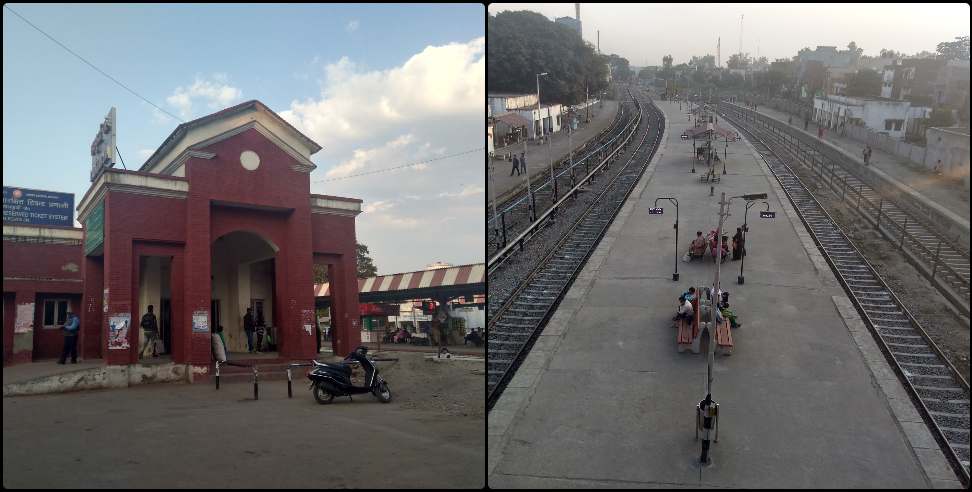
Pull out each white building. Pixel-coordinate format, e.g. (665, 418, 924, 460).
(813, 95, 920, 140)
(488, 93, 538, 117)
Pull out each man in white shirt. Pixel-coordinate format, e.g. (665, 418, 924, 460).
(674, 295, 694, 323)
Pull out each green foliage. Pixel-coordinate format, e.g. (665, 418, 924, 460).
(844, 69, 882, 97)
(606, 53, 633, 81)
(487, 11, 610, 104)
(726, 53, 750, 69)
(927, 107, 955, 128)
(936, 35, 970, 61)
(312, 242, 379, 284)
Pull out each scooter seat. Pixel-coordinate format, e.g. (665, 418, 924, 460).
(317, 362, 352, 375)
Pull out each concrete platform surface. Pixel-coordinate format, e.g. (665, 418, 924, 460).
(489, 98, 941, 488)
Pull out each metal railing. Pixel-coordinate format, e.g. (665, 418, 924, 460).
(720, 102, 970, 316)
(488, 89, 645, 272)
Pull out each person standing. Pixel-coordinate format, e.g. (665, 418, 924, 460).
(732, 227, 745, 261)
(139, 305, 160, 359)
(243, 307, 255, 353)
(511, 153, 521, 176)
(519, 152, 527, 175)
(862, 146, 869, 165)
(57, 311, 81, 364)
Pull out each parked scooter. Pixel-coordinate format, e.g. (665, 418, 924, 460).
(307, 345, 392, 404)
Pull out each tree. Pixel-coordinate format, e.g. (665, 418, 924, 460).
(662, 54, 673, 70)
(879, 48, 903, 59)
(936, 35, 970, 61)
(927, 107, 956, 128)
(487, 11, 609, 105)
(607, 53, 633, 81)
(844, 69, 882, 98)
(802, 60, 827, 97)
(312, 242, 379, 284)
(727, 53, 750, 69)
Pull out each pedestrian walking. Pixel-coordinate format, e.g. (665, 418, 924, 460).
(862, 146, 869, 165)
(865, 145, 872, 166)
(519, 152, 527, 174)
(243, 307, 255, 353)
(139, 305, 160, 359)
(511, 154, 521, 176)
(57, 311, 81, 364)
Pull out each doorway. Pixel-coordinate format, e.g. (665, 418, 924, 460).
(211, 231, 278, 353)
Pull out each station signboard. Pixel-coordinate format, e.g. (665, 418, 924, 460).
(760, 211, 776, 219)
(84, 200, 105, 255)
(648, 207, 664, 215)
(2, 187, 74, 227)
(90, 107, 117, 182)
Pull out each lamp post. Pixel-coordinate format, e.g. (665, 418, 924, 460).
(537, 72, 556, 203)
(652, 197, 680, 281)
(728, 194, 770, 284)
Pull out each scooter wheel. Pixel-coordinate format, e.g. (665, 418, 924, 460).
(374, 381, 392, 403)
(313, 383, 335, 405)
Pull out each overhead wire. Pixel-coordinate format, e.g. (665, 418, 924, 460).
(4, 5, 184, 123)
(316, 147, 484, 182)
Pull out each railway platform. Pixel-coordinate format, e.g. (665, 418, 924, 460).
(489, 99, 620, 203)
(750, 102, 969, 223)
(488, 98, 962, 488)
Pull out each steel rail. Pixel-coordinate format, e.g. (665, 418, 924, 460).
(487, 90, 663, 409)
(722, 107, 970, 485)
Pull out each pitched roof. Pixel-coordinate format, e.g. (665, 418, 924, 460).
(138, 100, 322, 171)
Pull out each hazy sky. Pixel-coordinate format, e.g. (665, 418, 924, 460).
(4, 3, 484, 275)
(488, 3, 970, 66)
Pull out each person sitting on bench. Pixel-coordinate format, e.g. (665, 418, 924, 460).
(689, 231, 707, 258)
(719, 301, 741, 329)
(682, 286, 697, 302)
(673, 295, 695, 324)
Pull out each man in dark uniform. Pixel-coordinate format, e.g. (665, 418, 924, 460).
(243, 307, 255, 353)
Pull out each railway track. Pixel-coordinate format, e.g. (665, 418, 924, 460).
(487, 88, 664, 409)
(720, 102, 970, 317)
(722, 108, 970, 485)
(488, 90, 638, 259)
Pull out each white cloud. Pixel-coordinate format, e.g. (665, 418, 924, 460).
(165, 75, 243, 119)
(346, 20, 359, 32)
(438, 185, 485, 198)
(279, 37, 484, 157)
(277, 37, 485, 273)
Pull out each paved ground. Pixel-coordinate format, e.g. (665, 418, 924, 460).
(752, 103, 970, 221)
(490, 100, 619, 203)
(3, 352, 484, 488)
(488, 99, 945, 488)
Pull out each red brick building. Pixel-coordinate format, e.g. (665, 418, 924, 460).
(4, 100, 362, 369)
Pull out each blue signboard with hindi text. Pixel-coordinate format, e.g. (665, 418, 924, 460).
(2, 187, 74, 227)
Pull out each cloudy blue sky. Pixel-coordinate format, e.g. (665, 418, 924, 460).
(3, 3, 484, 275)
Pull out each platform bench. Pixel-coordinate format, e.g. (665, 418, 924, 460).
(715, 319, 733, 355)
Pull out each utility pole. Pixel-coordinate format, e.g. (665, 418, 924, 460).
(739, 14, 743, 58)
(709, 192, 728, 395)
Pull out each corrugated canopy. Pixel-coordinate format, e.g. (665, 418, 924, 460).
(493, 112, 531, 128)
(682, 124, 738, 141)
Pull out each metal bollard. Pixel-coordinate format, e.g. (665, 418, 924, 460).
(215, 360, 221, 390)
(287, 368, 293, 398)
(253, 366, 259, 400)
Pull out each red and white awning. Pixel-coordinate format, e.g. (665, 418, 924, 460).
(314, 263, 485, 297)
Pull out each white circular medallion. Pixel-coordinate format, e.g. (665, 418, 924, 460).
(240, 150, 260, 171)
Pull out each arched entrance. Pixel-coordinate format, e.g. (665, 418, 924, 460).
(211, 231, 279, 354)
